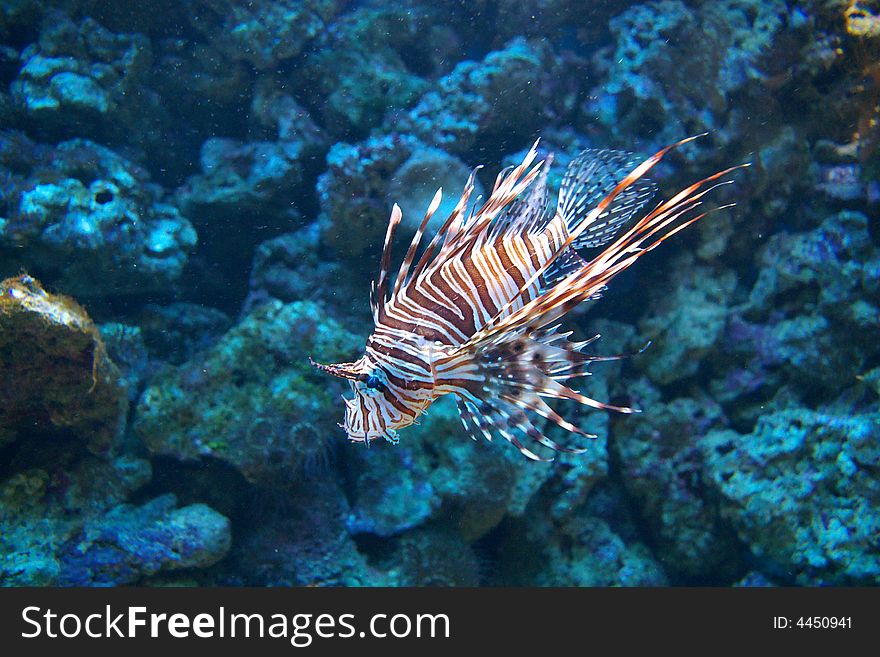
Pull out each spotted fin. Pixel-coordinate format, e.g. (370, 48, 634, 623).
(558, 148, 658, 250)
(539, 249, 589, 293)
(490, 153, 553, 240)
(452, 330, 633, 461)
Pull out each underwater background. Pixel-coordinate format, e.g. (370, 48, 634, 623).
(0, 0, 878, 587)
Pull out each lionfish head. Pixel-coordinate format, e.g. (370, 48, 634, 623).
(309, 355, 408, 444)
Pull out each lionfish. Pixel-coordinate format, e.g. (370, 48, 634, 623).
(311, 136, 745, 460)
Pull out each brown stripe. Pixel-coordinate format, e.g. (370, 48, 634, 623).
(367, 338, 425, 368)
(377, 312, 416, 333)
(495, 238, 527, 291)
(380, 372, 431, 400)
(425, 267, 464, 311)
(434, 377, 482, 394)
(381, 390, 417, 419)
(459, 253, 498, 318)
(440, 258, 486, 331)
(373, 400, 388, 432)
(377, 310, 450, 344)
(406, 285, 467, 334)
(524, 235, 544, 271)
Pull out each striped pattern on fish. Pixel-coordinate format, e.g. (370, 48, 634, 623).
(311, 136, 746, 460)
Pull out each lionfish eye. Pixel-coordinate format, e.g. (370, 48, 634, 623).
(364, 374, 384, 391)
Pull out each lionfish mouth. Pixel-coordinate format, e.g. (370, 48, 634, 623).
(308, 356, 361, 381)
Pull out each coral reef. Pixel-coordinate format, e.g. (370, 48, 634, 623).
(56, 495, 231, 586)
(395, 37, 553, 155)
(387, 145, 487, 235)
(344, 438, 440, 538)
(637, 257, 738, 386)
(245, 225, 345, 313)
(135, 302, 231, 366)
(380, 527, 481, 586)
(0, 275, 231, 586)
(496, 486, 669, 586)
(98, 322, 149, 402)
(344, 337, 621, 544)
(0, 454, 231, 586)
(0, 135, 196, 296)
(702, 408, 880, 585)
(612, 379, 742, 582)
(1, 455, 148, 586)
(318, 134, 488, 266)
(222, 478, 387, 586)
(317, 133, 422, 262)
(845, 0, 880, 38)
(188, 0, 342, 71)
(135, 300, 360, 487)
(296, 5, 431, 137)
(175, 131, 322, 224)
(11, 13, 154, 136)
(587, 0, 791, 151)
(720, 209, 879, 420)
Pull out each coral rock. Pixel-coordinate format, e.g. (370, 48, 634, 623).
(394, 38, 551, 154)
(702, 408, 880, 584)
(189, 0, 342, 70)
(56, 495, 231, 586)
(0, 136, 197, 297)
(11, 13, 155, 140)
(135, 300, 361, 486)
(0, 274, 126, 454)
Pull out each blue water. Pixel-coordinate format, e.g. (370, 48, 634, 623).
(0, 0, 877, 586)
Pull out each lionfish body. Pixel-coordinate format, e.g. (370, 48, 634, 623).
(312, 138, 744, 460)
